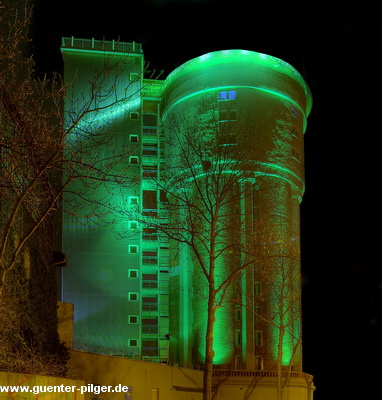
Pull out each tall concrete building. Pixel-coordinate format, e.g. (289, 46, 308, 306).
(61, 37, 312, 385)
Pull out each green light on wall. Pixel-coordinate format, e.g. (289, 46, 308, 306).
(193, 306, 234, 365)
(269, 325, 295, 366)
(164, 49, 312, 118)
(162, 85, 309, 133)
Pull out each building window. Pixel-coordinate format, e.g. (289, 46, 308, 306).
(142, 228, 158, 241)
(128, 292, 139, 301)
(128, 269, 138, 278)
(129, 73, 139, 83)
(292, 126, 300, 138)
(142, 317, 158, 334)
(130, 112, 139, 120)
(235, 354, 242, 370)
(254, 282, 262, 297)
(129, 196, 139, 205)
(128, 339, 138, 347)
(255, 355, 263, 370)
(218, 132, 237, 146)
(292, 147, 301, 162)
(142, 190, 158, 215)
(219, 90, 236, 101)
(142, 143, 158, 157)
(129, 245, 138, 254)
(235, 330, 241, 346)
(255, 330, 263, 346)
(142, 296, 158, 311)
(142, 165, 158, 179)
(254, 305, 262, 322)
(291, 106, 299, 118)
(142, 339, 158, 356)
(219, 109, 237, 121)
(128, 221, 139, 230)
(143, 114, 158, 136)
(129, 134, 139, 143)
(128, 315, 139, 324)
(142, 273, 158, 288)
(151, 388, 159, 400)
(234, 305, 242, 321)
(142, 250, 158, 265)
(129, 156, 139, 165)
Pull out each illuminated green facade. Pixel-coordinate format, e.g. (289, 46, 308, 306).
(61, 38, 312, 372)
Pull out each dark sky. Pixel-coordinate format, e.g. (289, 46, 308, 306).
(30, 1, 381, 398)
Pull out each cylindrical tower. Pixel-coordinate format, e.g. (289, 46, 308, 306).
(162, 50, 312, 370)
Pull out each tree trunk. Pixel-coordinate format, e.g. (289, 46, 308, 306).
(277, 326, 285, 400)
(203, 288, 216, 400)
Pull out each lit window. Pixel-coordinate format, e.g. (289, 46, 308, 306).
(128, 292, 139, 301)
(219, 90, 237, 101)
(128, 315, 139, 324)
(128, 269, 138, 278)
(129, 245, 138, 254)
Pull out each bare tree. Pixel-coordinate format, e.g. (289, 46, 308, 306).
(0, 3, 151, 295)
(121, 94, 293, 400)
(0, 2, 153, 374)
(235, 224, 302, 400)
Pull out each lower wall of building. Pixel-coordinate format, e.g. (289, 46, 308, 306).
(58, 302, 314, 399)
(68, 351, 315, 400)
(213, 371, 315, 400)
(0, 371, 85, 400)
(68, 350, 204, 400)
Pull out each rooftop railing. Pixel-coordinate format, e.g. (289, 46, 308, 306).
(61, 37, 142, 54)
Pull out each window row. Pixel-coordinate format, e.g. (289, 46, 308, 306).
(128, 339, 159, 357)
(234, 305, 263, 322)
(234, 329, 262, 346)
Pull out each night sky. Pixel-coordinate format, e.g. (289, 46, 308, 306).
(29, 1, 381, 398)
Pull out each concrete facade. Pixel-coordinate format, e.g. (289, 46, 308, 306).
(60, 37, 314, 398)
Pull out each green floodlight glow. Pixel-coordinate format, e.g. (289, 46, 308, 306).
(67, 96, 141, 137)
(163, 49, 312, 117)
(269, 323, 295, 366)
(161, 85, 310, 133)
(171, 161, 305, 197)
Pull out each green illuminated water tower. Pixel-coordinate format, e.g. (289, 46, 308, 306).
(61, 38, 313, 392)
(161, 50, 312, 371)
